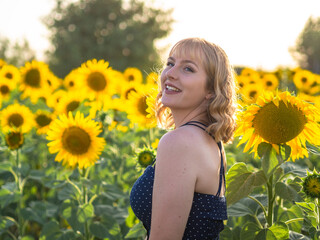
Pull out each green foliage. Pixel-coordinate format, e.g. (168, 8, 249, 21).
(0, 35, 35, 66)
(291, 16, 320, 74)
(43, 0, 173, 77)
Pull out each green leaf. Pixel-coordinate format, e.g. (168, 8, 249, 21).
(0, 216, 15, 234)
(288, 231, 309, 240)
(295, 202, 317, 215)
(77, 203, 94, 223)
(281, 162, 308, 178)
(278, 205, 303, 232)
(220, 225, 233, 240)
(240, 222, 261, 240)
(280, 144, 291, 161)
(258, 142, 280, 177)
(61, 200, 84, 234)
(90, 222, 112, 238)
(226, 163, 267, 205)
(275, 182, 302, 201)
(40, 220, 61, 240)
(0, 188, 20, 208)
(269, 222, 289, 240)
(125, 222, 147, 239)
(255, 228, 277, 240)
(21, 236, 35, 240)
(0, 162, 12, 173)
(228, 197, 264, 217)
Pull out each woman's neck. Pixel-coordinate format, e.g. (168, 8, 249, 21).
(171, 108, 209, 128)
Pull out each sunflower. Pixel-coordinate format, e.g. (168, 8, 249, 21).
(124, 67, 143, 84)
(137, 148, 155, 167)
(46, 71, 62, 93)
(20, 60, 51, 103)
(78, 59, 116, 101)
(126, 84, 158, 128)
(0, 78, 15, 100)
(55, 91, 87, 115)
(239, 83, 263, 105)
(0, 103, 34, 133)
(302, 170, 320, 199)
(46, 111, 106, 169)
(235, 91, 320, 161)
(0, 64, 20, 85)
(145, 72, 159, 85)
(261, 73, 279, 91)
(236, 75, 250, 90)
(34, 110, 55, 135)
(293, 69, 316, 91)
(5, 131, 24, 150)
(46, 89, 67, 109)
(63, 68, 82, 91)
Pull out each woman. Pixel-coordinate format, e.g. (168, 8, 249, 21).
(130, 38, 237, 239)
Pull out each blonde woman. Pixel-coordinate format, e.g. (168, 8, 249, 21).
(130, 38, 237, 240)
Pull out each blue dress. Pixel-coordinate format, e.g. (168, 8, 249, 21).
(130, 121, 227, 239)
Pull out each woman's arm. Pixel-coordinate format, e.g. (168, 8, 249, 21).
(149, 129, 198, 240)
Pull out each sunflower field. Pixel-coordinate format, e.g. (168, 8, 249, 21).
(0, 57, 319, 240)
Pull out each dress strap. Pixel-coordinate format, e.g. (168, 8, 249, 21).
(215, 141, 225, 197)
(180, 121, 225, 197)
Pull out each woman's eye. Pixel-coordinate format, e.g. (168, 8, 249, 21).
(185, 66, 194, 72)
(166, 62, 174, 67)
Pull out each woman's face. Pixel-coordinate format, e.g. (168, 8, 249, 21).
(160, 52, 210, 111)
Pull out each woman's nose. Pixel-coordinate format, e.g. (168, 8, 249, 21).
(166, 65, 178, 80)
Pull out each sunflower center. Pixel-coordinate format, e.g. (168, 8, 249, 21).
(128, 75, 134, 81)
(69, 81, 74, 87)
(249, 90, 257, 99)
(47, 79, 52, 86)
(87, 72, 107, 91)
(35, 114, 52, 127)
(8, 114, 24, 128)
(253, 101, 306, 144)
(25, 69, 41, 88)
(6, 132, 23, 149)
(138, 96, 148, 116)
(62, 126, 91, 155)
(0, 85, 10, 95)
(301, 77, 307, 83)
(125, 88, 137, 99)
(66, 101, 80, 113)
(5, 73, 13, 79)
(266, 81, 273, 86)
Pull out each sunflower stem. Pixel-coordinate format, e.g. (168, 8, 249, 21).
(316, 198, 320, 230)
(248, 195, 267, 223)
(15, 149, 24, 237)
(267, 174, 274, 227)
(81, 168, 90, 240)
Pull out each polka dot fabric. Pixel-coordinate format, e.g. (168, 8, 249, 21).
(130, 165, 227, 239)
(130, 121, 227, 239)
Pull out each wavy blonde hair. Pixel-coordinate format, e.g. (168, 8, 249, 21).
(156, 38, 237, 143)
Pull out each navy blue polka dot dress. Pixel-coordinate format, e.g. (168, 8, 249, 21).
(130, 121, 227, 239)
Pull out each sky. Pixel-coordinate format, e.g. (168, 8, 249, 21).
(0, 0, 320, 71)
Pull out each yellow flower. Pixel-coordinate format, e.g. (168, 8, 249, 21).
(19, 60, 51, 103)
(137, 148, 155, 167)
(46, 71, 62, 93)
(145, 72, 159, 85)
(0, 64, 20, 85)
(46, 111, 106, 169)
(78, 59, 116, 101)
(34, 110, 55, 135)
(0, 78, 15, 100)
(46, 89, 67, 109)
(126, 84, 158, 128)
(293, 69, 316, 91)
(151, 138, 160, 149)
(55, 91, 87, 115)
(235, 91, 320, 161)
(63, 68, 82, 91)
(302, 170, 320, 199)
(239, 83, 263, 105)
(261, 73, 279, 91)
(0, 103, 34, 133)
(5, 131, 24, 150)
(124, 67, 143, 83)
